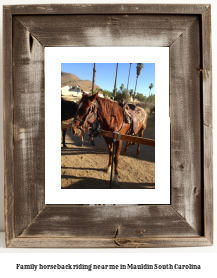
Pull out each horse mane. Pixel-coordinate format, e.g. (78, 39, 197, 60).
(96, 97, 124, 128)
(97, 97, 123, 114)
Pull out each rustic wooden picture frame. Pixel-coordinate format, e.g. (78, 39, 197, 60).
(3, 4, 213, 248)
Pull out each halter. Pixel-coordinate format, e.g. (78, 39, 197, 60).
(72, 98, 125, 136)
(73, 100, 99, 132)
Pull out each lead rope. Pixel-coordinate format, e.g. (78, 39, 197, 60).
(110, 132, 116, 188)
(109, 123, 117, 188)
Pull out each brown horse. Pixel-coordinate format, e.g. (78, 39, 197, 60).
(71, 92, 147, 186)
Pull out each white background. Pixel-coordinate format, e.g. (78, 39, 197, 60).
(0, 0, 216, 277)
(45, 47, 170, 204)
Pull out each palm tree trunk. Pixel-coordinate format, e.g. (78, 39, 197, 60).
(134, 76, 138, 101)
(113, 63, 118, 98)
(92, 63, 96, 95)
(127, 63, 132, 92)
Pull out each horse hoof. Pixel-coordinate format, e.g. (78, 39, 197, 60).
(106, 166, 111, 174)
(81, 142, 84, 147)
(62, 145, 67, 149)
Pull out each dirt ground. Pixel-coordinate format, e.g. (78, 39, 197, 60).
(61, 116, 155, 189)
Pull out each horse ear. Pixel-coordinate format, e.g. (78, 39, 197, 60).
(89, 92, 99, 102)
(82, 92, 87, 96)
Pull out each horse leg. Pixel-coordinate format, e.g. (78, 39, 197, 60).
(91, 136, 95, 146)
(113, 140, 123, 186)
(81, 130, 84, 146)
(136, 123, 146, 156)
(136, 129, 143, 156)
(105, 140, 113, 174)
(62, 129, 67, 148)
(123, 141, 130, 153)
(123, 139, 136, 153)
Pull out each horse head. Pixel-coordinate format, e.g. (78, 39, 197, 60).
(71, 92, 99, 136)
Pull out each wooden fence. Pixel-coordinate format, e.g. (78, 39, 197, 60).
(61, 123, 155, 147)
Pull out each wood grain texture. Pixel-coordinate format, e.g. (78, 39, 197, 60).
(203, 126, 213, 243)
(20, 205, 198, 238)
(3, 7, 14, 247)
(3, 4, 213, 248)
(12, 17, 45, 237)
(8, 236, 212, 249)
(4, 4, 207, 15)
(17, 15, 197, 47)
(201, 6, 213, 244)
(170, 17, 202, 234)
(202, 6, 212, 129)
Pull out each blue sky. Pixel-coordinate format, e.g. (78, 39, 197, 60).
(61, 63, 155, 96)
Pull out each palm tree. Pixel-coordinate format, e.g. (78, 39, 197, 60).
(149, 83, 154, 96)
(113, 87, 117, 98)
(120, 83, 124, 92)
(134, 63, 144, 102)
(127, 63, 132, 92)
(90, 88, 98, 94)
(92, 63, 96, 95)
(136, 63, 144, 76)
(113, 63, 118, 98)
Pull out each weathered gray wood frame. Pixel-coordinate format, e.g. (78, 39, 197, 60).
(3, 4, 213, 248)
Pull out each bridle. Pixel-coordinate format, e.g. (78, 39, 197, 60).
(72, 98, 125, 136)
(72, 100, 99, 132)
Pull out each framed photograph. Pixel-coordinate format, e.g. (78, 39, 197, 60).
(4, 4, 213, 248)
(45, 47, 170, 204)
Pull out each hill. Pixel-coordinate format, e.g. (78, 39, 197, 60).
(61, 71, 101, 93)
